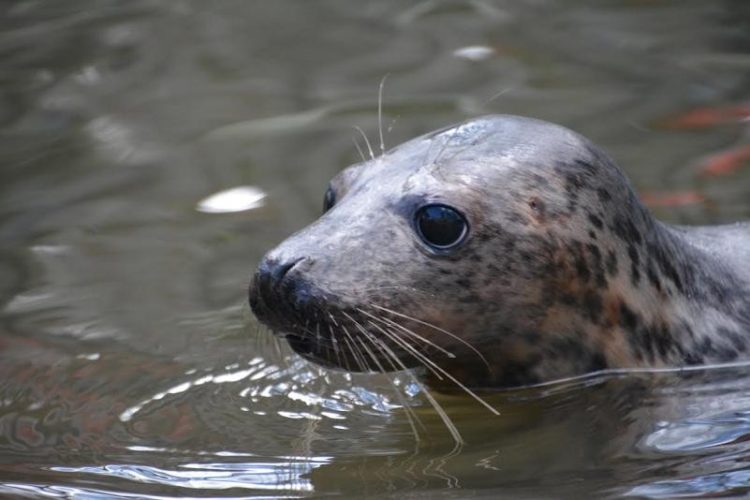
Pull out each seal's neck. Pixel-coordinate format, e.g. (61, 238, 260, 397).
(498, 207, 750, 389)
(596, 216, 750, 370)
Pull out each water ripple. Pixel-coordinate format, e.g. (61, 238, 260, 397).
(627, 467, 750, 498)
(50, 458, 327, 492)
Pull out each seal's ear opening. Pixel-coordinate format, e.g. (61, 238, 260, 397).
(414, 204, 469, 251)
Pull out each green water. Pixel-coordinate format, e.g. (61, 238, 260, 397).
(1, 1, 749, 498)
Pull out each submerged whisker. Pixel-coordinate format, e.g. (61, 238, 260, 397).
(367, 319, 500, 416)
(341, 312, 425, 443)
(353, 317, 462, 445)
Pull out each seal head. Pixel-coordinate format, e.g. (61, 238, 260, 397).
(250, 115, 750, 388)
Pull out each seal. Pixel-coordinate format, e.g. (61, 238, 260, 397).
(249, 115, 750, 389)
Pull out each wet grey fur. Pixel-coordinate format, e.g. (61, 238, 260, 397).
(249, 115, 750, 389)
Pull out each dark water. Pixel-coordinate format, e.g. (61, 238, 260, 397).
(1, 1, 749, 498)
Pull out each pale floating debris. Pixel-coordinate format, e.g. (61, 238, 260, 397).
(206, 108, 328, 140)
(196, 186, 266, 214)
(76, 353, 101, 361)
(31, 245, 70, 256)
(452, 45, 495, 61)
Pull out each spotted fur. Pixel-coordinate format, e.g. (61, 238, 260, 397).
(249, 115, 750, 389)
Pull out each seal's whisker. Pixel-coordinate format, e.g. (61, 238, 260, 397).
(340, 313, 381, 372)
(366, 319, 444, 382)
(324, 322, 343, 369)
(368, 320, 500, 416)
(343, 313, 425, 444)
(352, 137, 367, 164)
(327, 312, 347, 370)
(357, 308, 455, 359)
(356, 320, 463, 446)
(482, 86, 514, 107)
(370, 304, 493, 374)
(353, 125, 375, 161)
(341, 334, 363, 372)
(361, 340, 426, 436)
(377, 74, 389, 156)
(340, 324, 370, 372)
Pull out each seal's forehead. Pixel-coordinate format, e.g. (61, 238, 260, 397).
(340, 114, 596, 192)
(389, 114, 590, 171)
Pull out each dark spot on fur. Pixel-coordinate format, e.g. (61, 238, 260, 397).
(715, 346, 739, 362)
(589, 352, 607, 372)
(606, 250, 618, 276)
(574, 159, 598, 175)
(564, 172, 585, 191)
(628, 245, 640, 266)
(561, 169, 588, 213)
(499, 363, 541, 387)
(455, 278, 472, 289)
(530, 173, 549, 187)
(597, 188, 611, 202)
(571, 241, 590, 283)
(519, 251, 535, 263)
(647, 243, 684, 293)
(560, 293, 577, 306)
(588, 213, 603, 229)
(699, 337, 739, 362)
(719, 328, 746, 352)
(620, 303, 639, 330)
(587, 243, 606, 288)
(458, 292, 482, 304)
(547, 337, 588, 359)
(646, 264, 661, 292)
(630, 263, 641, 286)
(628, 245, 641, 286)
(652, 324, 672, 357)
(682, 351, 704, 365)
(612, 214, 643, 246)
(582, 290, 602, 321)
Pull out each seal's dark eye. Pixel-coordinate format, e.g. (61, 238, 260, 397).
(415, 204, 468, 250)
(323, 186, 336, 213)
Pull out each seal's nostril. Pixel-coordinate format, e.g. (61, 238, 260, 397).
(257, 256, 306, 292)
(272, 257, 304, 286)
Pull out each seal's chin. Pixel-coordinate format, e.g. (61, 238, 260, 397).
(285, 333, 370, 372)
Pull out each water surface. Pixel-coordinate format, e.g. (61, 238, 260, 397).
(1, 1, 750, 498)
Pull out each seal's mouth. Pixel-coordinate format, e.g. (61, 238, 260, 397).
(249, 269, 423, 372)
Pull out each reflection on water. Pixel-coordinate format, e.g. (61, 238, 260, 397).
(0, 0, 749, 497)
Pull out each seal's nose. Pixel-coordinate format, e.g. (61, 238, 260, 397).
(249, 253, 313, 330)
(256, 256, 304, 294)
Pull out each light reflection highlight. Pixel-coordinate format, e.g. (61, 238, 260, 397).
(196, 186, 266, 214)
